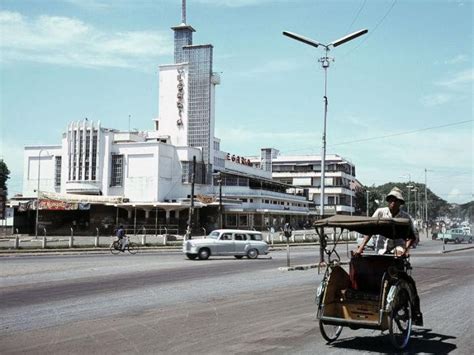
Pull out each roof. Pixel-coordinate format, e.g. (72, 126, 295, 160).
(313, 215, 415, 240)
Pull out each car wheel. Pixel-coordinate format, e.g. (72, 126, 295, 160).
(234, 255, 244, 259)
(198, 248, 210, 260)
(186, 253, 198, 260)
(469, 238, 472, 244)
(247, 248, 258, 259)
(455, 238, 460, 244)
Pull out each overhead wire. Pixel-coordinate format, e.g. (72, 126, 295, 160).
(345, 0, 367, 33)
(279, 119, 472, 154)
(341, 0, 398, 59)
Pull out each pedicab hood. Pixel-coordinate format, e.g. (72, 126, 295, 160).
(313, 215, 416, 241)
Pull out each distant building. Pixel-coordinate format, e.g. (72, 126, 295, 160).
(249, 149, 356, 215)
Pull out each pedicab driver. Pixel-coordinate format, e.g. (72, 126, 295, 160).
(355, 187, 417, 257)
(353, 186, 423, 326)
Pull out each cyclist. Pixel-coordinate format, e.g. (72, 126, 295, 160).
(116, 225, 127, 251)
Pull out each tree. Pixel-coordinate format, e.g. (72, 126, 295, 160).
(0, 159, 10, 192)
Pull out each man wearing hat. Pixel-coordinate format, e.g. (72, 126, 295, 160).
(355, 187, 418, 256)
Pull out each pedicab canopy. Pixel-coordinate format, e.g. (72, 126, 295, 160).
(313, 215, 416, 240)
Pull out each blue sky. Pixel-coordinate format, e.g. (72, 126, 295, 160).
(0, 0, 472, 204)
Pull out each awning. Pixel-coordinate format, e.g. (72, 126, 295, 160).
(40, 191, 124, 204)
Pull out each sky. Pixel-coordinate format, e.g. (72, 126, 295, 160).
(0, 0, 472, 204)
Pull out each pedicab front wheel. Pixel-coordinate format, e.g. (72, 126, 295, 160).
(319, 318, 343, 343)
(389, 288, 412, 350)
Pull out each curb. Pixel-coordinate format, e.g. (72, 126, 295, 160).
(441, 245, 474, 254)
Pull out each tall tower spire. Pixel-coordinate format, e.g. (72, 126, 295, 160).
(172, 0, 195, 63)
(181, 0, 186, 25)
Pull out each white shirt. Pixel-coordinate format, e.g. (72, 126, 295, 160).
(371, 207, 417, 252)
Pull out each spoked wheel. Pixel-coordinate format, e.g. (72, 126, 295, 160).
(127, 243, 138, 255)
(319, 318, 343, 343)
(389, 288, 412, 350)
(110, 241, 121, 255)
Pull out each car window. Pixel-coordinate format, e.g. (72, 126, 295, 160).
(208, 231, 220, 239)
(220, 233, 232, 241)
(234, 233, 246, 241)
(249, 233, 262, 241)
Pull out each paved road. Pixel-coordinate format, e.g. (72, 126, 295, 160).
(1, 241, 472, 354)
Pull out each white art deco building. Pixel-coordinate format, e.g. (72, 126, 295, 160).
(18, 3, 316, 235)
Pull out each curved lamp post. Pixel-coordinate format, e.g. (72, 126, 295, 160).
(283, 29, 367, 217)
(35, 149, 51, 238)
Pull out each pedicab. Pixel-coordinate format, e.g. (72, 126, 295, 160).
(313, 215, 423, 350)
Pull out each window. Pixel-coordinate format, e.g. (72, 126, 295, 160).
(234, 233, 246, 241)
(249, 233, 262, 241)
(110, 154, 124, 186)
(220, 233, 232, 240)
(239, 215, 248, 226)
(226, 215, 237, 227)
(55, 156, 62, 187)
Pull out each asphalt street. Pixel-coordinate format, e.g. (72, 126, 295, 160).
(0, 240, 472, 354)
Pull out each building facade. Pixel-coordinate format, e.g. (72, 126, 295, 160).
(16, 4, 316, 235)
(250, 149, 356, 215)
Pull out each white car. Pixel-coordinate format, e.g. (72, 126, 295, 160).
(183, 229, 269, 260)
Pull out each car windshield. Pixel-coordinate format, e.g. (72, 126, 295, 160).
(207, 231, 220, 239)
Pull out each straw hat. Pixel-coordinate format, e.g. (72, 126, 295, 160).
(386, 187, 405, 204)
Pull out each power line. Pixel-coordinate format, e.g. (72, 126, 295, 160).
(345, 0, 367, 33)
(329, 119, 472, 147)
(341, 0, 398, 59)
(280, 119, 472, 153)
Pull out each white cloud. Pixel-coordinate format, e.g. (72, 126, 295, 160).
(436, 68, 473, 90)
(420, 68, 473, 107)
(444, 54, 469, 65)
(420, 93, 454, 107)
(0, 11, 172, 69)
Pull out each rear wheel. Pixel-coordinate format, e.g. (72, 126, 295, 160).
(319, 319, 343, 343)
(455, 238, 460, 244)
(110, 241, 121, 255)
(198, 248, 210, 260)
(127, 243, 138, 255)
(247, 249, 258, 259)
(389, 288, 412, 350)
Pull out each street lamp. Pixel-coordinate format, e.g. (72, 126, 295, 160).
(406, 185, 414, 215)
(411, 187, 418, 219)
(283, 28, 368, 218)
(35, 149, 51, 239)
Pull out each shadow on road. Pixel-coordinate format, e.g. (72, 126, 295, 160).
(327, 328, 456, 354)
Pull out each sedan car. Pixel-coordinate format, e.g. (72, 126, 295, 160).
(183, 229, 269, 260)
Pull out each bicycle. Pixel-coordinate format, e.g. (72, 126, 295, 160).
(110, 237, 139, 255)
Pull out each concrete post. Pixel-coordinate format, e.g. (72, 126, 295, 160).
(69, 228, 74, 248)
(163, 234, 167, 246)
(14, 235, 19, 249)
(142, 235, 146, 246)
(42, 236, 47, 249)
(95, 228, 100, 247)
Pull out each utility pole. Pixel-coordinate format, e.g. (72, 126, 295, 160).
(186, 156, 196, 240)
(218, 172, 223, 229)
(366, 189, 369, 216)
(424, 168, 428, 222)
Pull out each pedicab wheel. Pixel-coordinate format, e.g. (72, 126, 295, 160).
(389, 288, 412, 350)
(319, 319, 343, 343)
(110, 241, 121, 255)
(127, 243, 139, 255)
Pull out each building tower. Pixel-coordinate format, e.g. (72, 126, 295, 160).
(157, 0, 218, 183)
